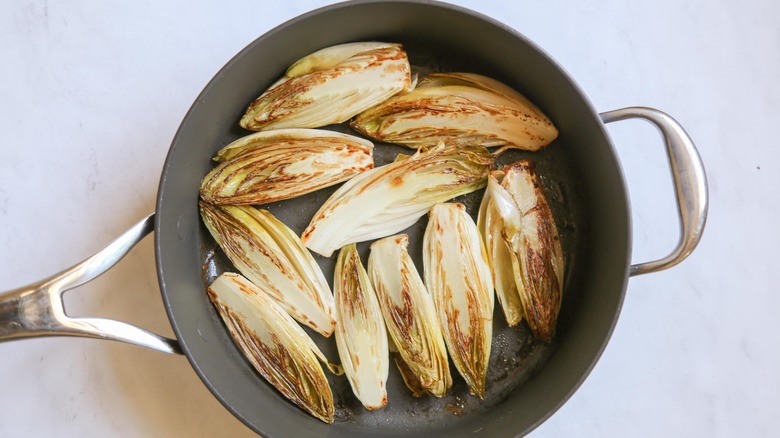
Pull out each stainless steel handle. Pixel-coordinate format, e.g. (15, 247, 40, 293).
(600, 106, 709, 277)
(0, 214, 182, 354)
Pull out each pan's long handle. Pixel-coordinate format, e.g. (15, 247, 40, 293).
(600, 107, 709, 277)
(0, 214, 182, 354)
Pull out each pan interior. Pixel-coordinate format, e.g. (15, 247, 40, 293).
(155, 2, 630, 437)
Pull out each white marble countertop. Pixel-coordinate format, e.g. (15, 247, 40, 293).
(1, 1, 777, 436)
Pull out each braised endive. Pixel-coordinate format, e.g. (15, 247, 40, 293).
(302, 143, 494, 257)
(200, 203, 336, 337)
(200, 129, 374, 205)
(368, 234, 451, 397)
(352, 72, 558, 150)
(486, 161, 564, 342)
(240, 42, 412, 131)
(423, 203, 494, 398)
(477, 170, 524, 326)
(207, 272, 341, 424)
(334, 244, 389, 410)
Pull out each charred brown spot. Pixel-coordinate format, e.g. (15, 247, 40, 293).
(504, 159, 534, 174)
(364, 394, 388, 411)
(301, 224, 315, 240)
(383, 61, 407, 74)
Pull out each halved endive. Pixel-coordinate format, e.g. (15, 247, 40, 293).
(207, 272, 341, 424)
(240, 42, 412, 131)
(486, 160, 564, 342)
(477, 170, 524, 326)
(334, 244, 389, 410)
(302, 143, 494, 257)
(368, 234, 452, 398)
(200, 203, 336, 337)
(200, 129, 374, 205)
(423, 203, 494, 398)
(351, 72, 558, 150)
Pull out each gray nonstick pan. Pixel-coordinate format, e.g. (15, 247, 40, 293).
(0, 1, 708, 437)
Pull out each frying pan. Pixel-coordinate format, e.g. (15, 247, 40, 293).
(0, 1, 708, 436)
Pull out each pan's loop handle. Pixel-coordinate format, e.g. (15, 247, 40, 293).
(0, 214, 182, 354)
(600, 107, 709, 277)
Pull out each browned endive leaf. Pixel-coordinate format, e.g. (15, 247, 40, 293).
(240, 42, 412, 131)
(302, 142, 493, 257)
(477, 170, 524, 326)
(487, 160, 564, 342)
(199, 203, 336, 337)
(207, 272, 341, 423)
(334, 244, 389, 410)
(352, 72, 558, 150)
(200, 129, 374, 205)
(368, 234, 452, 397)
(423, 203, 494, 398)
